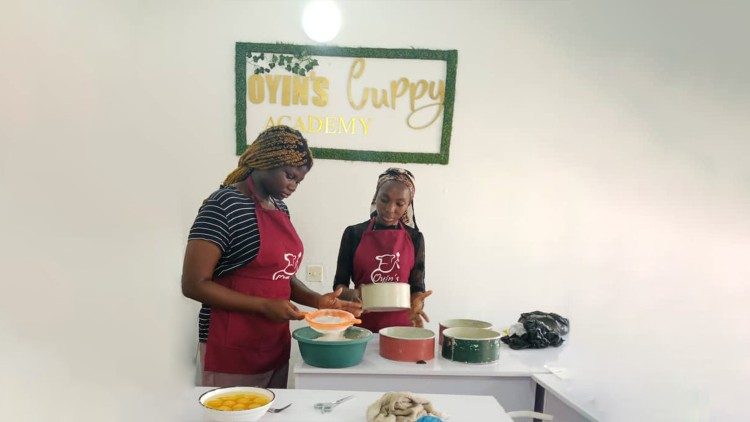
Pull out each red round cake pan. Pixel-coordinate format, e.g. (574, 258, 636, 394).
(379, 327, 435, 362)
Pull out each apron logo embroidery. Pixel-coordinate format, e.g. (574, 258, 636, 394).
(272, 252, 302, 280)
(371, 252, 400, 282)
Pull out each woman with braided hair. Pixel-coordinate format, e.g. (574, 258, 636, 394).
(333, 168, 432, 333)
(181, 125, 361, 388)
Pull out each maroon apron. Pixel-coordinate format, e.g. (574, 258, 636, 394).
(204, 180, 303, 374)
(353, 218, 415, 332)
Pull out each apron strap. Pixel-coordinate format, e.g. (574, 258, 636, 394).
(366, 217, 407, 232)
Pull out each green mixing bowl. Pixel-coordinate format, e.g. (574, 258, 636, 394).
(292, 326, 372, 368)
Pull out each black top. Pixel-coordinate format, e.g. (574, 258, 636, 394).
(333, 219, 425, 294)
(188, 186, 289, 343)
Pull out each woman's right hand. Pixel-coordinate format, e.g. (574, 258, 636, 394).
(261, 299, 306, 321)
(336, 286, 362, 302)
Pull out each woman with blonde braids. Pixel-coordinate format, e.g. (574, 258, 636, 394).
(333, 168, 432, 333)
(181, 125, 361, 388)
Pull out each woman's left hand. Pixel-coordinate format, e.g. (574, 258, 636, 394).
(318, 287, 363, 317)
(410, 290, 433, 328)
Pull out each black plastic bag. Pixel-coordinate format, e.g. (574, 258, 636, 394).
(501, 311, 569, 350)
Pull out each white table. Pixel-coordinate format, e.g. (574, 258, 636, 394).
(181, 387, 512, 421)
(294, 334, 567, 412)
(532, 374, 601, 422)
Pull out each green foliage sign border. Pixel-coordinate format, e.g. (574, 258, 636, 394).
(236, 42, 457, 165)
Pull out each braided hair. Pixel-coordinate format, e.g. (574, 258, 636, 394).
(223, 125, 313, 186)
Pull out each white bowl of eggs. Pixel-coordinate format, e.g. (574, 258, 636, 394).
(199, 386, 275, 422)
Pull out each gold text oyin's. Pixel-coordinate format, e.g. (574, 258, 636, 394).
(247, 72, 329, 107)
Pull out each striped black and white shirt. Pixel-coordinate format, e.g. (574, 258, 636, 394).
(188, 186, 289, 343)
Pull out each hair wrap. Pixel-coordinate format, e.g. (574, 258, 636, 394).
(369, 168, 418, 229)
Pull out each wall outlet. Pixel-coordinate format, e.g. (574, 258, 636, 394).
(306, 264, 323, 283)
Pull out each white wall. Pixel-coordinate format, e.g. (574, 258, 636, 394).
(1, 1, 748, 421)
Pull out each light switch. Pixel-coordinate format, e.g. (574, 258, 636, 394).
(306, 264, 323, 282)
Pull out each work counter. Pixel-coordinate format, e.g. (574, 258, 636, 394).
(293, 334, 599, 420)
(180, 387, 512, 421)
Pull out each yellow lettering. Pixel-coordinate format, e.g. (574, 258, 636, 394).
(370, 88, 390, 108)
(308, 115, 323, 133)
(359, 117, 370, 135)
(311, 72, 329, 107)
(407, 80, 444, 129)
(338, 116, 356, 134)
(390, 78, 409, 110)
(409, 80, 428, 111)
(281, 76, 291, 106)
(324, 116, 337, 134)
(428, 80, 445, 102)
(247, 75, 264, 104)
(407, 103, 443, 130)
(347, 58, 368, 110)
(266, 115, 370, 135)
(292, 76, 309, 105)
(295, 116, 307, 133)
(265, 75, 281, 104)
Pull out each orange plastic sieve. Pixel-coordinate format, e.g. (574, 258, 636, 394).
(304, 309, 362, 334)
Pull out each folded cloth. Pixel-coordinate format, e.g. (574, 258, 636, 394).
(366, 391, 447, 422)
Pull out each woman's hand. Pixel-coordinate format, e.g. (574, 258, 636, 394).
(334, 285, 362, 302)
(317, 287, 363, 317)
(410, 290, 433, 328)
(261, 299, 306, 321)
